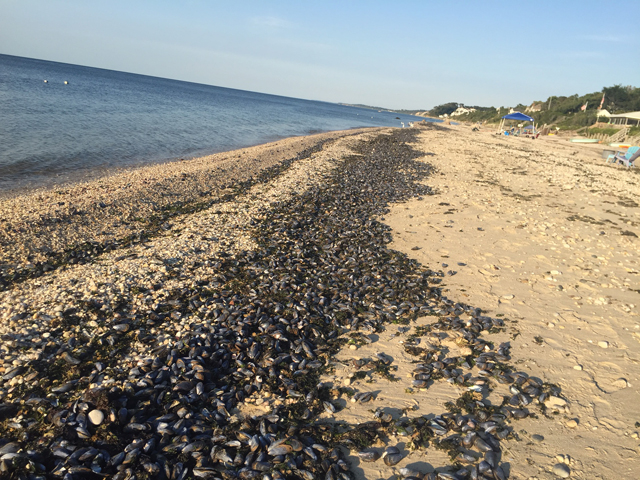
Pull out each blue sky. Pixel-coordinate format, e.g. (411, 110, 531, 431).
(1, 0, 638, 109)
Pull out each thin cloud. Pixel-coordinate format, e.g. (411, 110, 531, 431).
(251, 16, 291, 29)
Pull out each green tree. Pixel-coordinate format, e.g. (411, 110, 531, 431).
(429, 102, 459, 116)
(603, 85, 640, 113)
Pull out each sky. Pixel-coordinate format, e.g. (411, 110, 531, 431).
(1, 0, 639, 110)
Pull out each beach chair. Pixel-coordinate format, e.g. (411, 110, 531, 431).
(607, 146, 639, 168)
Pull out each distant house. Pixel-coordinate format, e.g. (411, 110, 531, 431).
(525, 103, 542, 113)
(450, 106, 477, 117)
(609, 111, 640, 126)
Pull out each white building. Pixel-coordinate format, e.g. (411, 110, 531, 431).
(609, 111, 640, 126)
(450, 106, 477, 117)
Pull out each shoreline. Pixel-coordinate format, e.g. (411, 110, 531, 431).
(0, 126, 373, 201)
(0, 124, 638, 479)
(0, 127, 376, 202)
(0, 127, 378, 279)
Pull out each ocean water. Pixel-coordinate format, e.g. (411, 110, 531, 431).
(0, 54, 435, 193)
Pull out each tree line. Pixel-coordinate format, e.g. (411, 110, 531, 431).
(424, 85, 640, 130)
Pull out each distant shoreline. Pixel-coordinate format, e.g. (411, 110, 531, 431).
(0, 126, 370, 200)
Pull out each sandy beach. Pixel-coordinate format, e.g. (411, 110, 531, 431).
(322, 125, 640, 479)
(0, 124, 638, 479)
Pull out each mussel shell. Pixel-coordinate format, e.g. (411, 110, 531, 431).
(357, 449, 380, 462)
(383, 453, 403, 466)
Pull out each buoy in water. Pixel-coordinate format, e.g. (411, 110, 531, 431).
(44, 80, 48, 83)
(64, 81, 69, 85)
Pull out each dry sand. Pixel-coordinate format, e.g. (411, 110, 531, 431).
(320, 124, 640, 479)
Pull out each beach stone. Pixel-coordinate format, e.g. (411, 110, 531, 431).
(566, 419, 579, 429)
(545, 396, 568, 408)
(532, 434, 544, 442)
(597, 341, 609, 349)
(552, 463, 571, 478)
(612, 378, 628, 389)
(88, 409, 104, 426)
(573, 365, 583, 371)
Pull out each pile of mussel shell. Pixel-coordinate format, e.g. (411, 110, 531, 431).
(0, 129, 562, 480)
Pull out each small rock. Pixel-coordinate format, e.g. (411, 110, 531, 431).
(552, 463, 571, 478)
(502, 294, 514, 300)
(565, 419, 579, 429)
(597, 341, 609, 349)
(573, 365, 583, 371)
(545, 396, 568, 408)
(532, 434, 544, 442)
(612, 378, 628, 389)
(343, 378, 352, 386)
(88, 409, 104, 426)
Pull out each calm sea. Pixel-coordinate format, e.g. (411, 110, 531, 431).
(0, 54, 435, 194)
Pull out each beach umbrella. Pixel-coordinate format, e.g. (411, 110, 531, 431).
(498, 112, 535, 134)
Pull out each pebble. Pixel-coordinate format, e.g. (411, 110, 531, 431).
(532, 434, 544, 442)
(597, 341, 609, 349)
(612, 378, 628, 389)
(552, 463, 571, 478)
(88, 409, 104, 426)
(566, 419, 579, 429)
(573, 365, 583, 371)
(545, 396, 568, 408)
